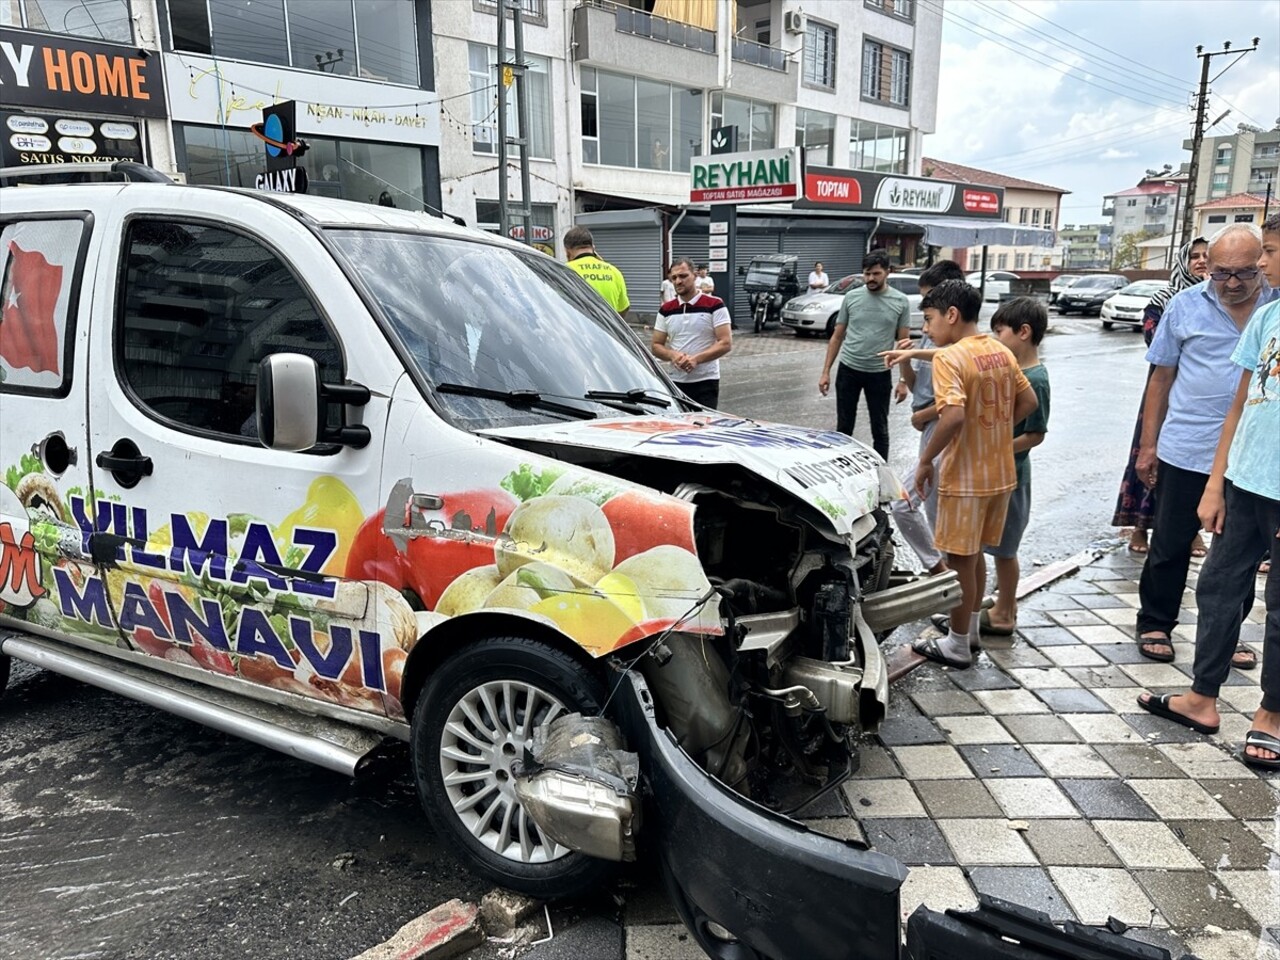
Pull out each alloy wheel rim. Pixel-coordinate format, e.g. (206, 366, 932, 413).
(439, 679, 569, 864)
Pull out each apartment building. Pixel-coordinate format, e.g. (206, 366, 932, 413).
(1058, 224, 1111, 271)
(1185, 125, 1280, 209)
(1103, 176, 1185, 246)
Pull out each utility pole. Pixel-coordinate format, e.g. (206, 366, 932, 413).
(496, 0, 533, 246)
(1181, 37, 1260, 245)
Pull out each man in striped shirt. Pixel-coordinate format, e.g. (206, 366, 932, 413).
(652, 257, 733, 408)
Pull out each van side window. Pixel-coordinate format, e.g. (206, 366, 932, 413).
(117, 220, 342, 440)
(0, 219, 87, 396)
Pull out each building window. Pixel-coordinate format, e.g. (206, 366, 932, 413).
(890, 50, 910, 106)
(1211, 172, 1229, 194)
(1018, 208, 1028, 224)
(803, 20, 836, 89)
(1031, 209, 1041, 226)
(968, 253, 981, 271)
(170, 0, 419, 86)
(179, 124, 426, 208)
(1015, 253, 1026, 269)
(849, 120, 908, 174)
(1043, 208, 1053, 229)
(582, 68, 705, 170)
(1126, 198, 1138, 207)
(1215, 144, 1232, 165)
(996, 254, 1008, 270)
(862, 39, 909, 107)
(1233, 213, 1255, 223)
(469, 45, 553, 160)
(1256, 144, 1279, 159)
(865, 0, 914, 19)
(1207, 214, 1227, 224)
(796, 108, 835, 166)
(475, 0, 545, 19)
(1, 0, 132, 42)
(709, 92, 774, 152)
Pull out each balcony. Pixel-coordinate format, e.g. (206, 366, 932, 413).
(1101, 205, 1115, 217)
(1247, 179, 1275, 195)
(728, 36, 797, 100)
(572, 0, 719, 87)
(731, 36, 786, 72)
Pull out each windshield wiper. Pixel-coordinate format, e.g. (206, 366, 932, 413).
(585, 388, 675, 409)
(435, 383, 597, 420)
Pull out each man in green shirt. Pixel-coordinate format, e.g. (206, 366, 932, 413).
(817, 249, 910, 459)
(564, 226, 630, 320)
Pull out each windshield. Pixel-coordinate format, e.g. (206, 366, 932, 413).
(1120, 281, 1166, 296)
(747, 263, 784, 283)
(888, 276, 919, 295)
(1074, 276, 1117, 288)
(832, 275, 861, 293)
(327, 229, 681, 428)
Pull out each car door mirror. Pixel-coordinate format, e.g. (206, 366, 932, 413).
(257, 353, 321, 451)
(257, 353, 373, 452)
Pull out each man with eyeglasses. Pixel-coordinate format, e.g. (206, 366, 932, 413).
(1134, 223, 1276, 668)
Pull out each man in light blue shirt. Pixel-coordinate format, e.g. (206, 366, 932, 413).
(1134, 223, 1276, 663)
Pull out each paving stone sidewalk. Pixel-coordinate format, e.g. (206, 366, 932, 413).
(590, 547, 1279, 960)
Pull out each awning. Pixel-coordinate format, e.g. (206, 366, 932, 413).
(881, 216, 1056, 249)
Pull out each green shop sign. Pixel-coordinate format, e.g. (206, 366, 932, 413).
(690, 147, 801, 205)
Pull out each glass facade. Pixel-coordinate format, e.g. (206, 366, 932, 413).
(710, 92, 775, 152)
(849, 120, 908, 174)
(796, 108, 835, 166)
(1, 0, 131, 42)
(179, 124, 425, 208)
(581, 68, 703, 171)
(169, 0, 419, 86)
(469, 44, 553, 160)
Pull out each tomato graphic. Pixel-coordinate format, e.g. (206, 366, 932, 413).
(601, 491, 696, 565)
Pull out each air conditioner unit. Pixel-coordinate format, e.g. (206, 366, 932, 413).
(784, 9, 805, 34)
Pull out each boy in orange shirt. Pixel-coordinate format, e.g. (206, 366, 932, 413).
(886, 280, 1039, 668)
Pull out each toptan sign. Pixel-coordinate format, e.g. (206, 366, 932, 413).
(690, 147, 801, 205)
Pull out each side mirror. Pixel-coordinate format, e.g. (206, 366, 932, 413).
(256, 353, 371, 451)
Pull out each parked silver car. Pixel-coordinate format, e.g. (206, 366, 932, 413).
(781, 274, 924, 337)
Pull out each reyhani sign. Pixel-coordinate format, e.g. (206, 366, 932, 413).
(798, 166, 1005, 219)
(690, 147, 801, 204)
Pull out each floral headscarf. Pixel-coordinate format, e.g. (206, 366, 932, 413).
(1148, 236, 1207, 316)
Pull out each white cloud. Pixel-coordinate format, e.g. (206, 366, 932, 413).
(1099, 148, 1139, 160)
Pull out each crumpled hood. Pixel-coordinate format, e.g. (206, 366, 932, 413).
(481, 414, 905, 537)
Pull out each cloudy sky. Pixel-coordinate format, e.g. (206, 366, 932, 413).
(925, 0, 1280, 227)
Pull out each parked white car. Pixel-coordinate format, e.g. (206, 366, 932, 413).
(1100, 280, 1169, 331)
(1049, 274, 1083, 303)
(965, 270, 1020, 301)
(782, 273, 923, 337)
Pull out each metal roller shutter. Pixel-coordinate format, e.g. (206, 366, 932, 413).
(729, 232, 785, 327)
(780, 229, 867, 290)
(582, 224, 664, 314)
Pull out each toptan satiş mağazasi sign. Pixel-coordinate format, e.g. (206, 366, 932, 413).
(689, 147, 801, 205)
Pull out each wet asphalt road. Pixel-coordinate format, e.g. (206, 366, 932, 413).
(0, 315, 1147, 960)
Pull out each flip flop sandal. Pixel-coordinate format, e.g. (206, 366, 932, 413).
(1127, 542, 1149, 555)
(1136, 693, 1219, 735)
(979, 609, 1015, 636)
(1231, 645, 1258, 671)
(911, 636, 973, 670)
(1241, 730, 1280, 770)
(1137, 633, 1175, 663)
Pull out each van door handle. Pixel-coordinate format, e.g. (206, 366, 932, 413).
(95, 438, 153, 489)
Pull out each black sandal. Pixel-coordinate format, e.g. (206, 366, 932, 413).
(1137, 633, 1175, 663)
(911, 636, 972, 670)
(1232, 645, 1258, 670)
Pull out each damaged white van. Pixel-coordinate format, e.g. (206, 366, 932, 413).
(0, 165, 959, 960)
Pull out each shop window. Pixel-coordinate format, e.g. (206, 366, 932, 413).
(849, 120, 908, 174)
(469, 44, 553, 160)
(475, 200, 556, 254)
(802, 20, 836, 90)
(2, 0, 131, 42)
(796, 108, 835, 166)
(173, 0, 419, 86)
(582, 68, 705, 170)
(0, 218, 86, 395)
(117, 219, 342, 442)
(178, 124, 425, 208)
(710, 92, 774, 152)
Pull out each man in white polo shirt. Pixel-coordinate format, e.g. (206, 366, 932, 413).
(652, 257, 733, 408)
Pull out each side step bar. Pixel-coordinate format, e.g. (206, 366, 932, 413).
(0, 633, 385, 777)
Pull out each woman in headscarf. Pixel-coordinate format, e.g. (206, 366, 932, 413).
(1111, 237, 1209, 555)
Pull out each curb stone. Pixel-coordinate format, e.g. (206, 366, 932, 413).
(350, 898, 484, 960)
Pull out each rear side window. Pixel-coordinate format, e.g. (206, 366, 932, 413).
(0, 218, 88, 396)
(117, 220, 342, 440)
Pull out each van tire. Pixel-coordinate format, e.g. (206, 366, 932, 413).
(410, 636, 614, 899)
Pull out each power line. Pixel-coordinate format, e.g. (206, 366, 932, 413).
(919, 0, 1187, 113)
(959, 116, 1188, 168)
(969, 0, 1192, 105)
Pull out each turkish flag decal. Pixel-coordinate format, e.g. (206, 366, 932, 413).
(1, 241, 63, 375)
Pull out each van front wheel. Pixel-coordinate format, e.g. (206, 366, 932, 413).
(410, 636, 614, 899)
